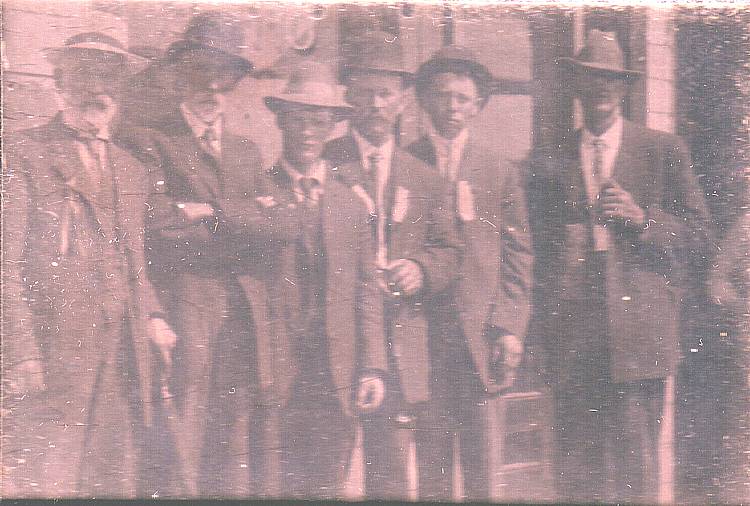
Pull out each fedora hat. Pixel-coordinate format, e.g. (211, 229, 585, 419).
(340, 30, 413, 83)
(164, 12, 253, 76)
(415, 45, 496, 107)
(265, 63, 352, 120)
(558, 29, 643, 80)
(44, 32, 144, 68)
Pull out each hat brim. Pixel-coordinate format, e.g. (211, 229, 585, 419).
(44, 46, 142, 67)
(341, 64, 414, 86)
(264, 96, 352, 121)
(168, 44, 254, 77)
(558, 57, 643, 80)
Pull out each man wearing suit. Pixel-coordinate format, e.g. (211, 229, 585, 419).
(407, 46, 533, 500)
(532, 30, 710, 502)
(324, 32, 461, 499)
(258, 63, 388, 498)
(2, 33, 176, 497)
(121, 13, 272, 496)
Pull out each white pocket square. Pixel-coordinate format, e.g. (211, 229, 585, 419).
(457, 180, 475, 222)
(392, 186, 409, 223)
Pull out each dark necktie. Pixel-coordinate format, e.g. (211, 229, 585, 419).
(200, 124, 220, 158)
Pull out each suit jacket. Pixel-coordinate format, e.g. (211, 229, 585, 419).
(531, 120, 710, 382)
(3, 114, 159, 423)
(323, 135, 461, 404)
(253, 162, 388, 415)
(121, 111, 292, 406)
(407, 136, 533, 391)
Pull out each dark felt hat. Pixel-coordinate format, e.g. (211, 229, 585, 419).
(558, 29, 643, 80)
(340, 30, 413, 83)
(164, 12, 253, 76)
(415, 45, 495, 106)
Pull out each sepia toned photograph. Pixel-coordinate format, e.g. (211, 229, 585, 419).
(1, 1, 748, 503)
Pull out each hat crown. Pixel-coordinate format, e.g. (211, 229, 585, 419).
(183, 12, 245, 57)
(266, 62, 351, 112)
(284, 64, 337, 96)
(343, 30, 409, 76)
(576, 29, 626, 72)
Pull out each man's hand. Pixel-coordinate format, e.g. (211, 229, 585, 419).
(176, 202, 215, 223)
(386, 259, 424, 297)
(148, 317, 178, 366)
(600, 180, 645, 228)
(356, 374, 385, 413)
(255, 195, 278, 209)
(489, 334, 523, 392)
(6, 359, 46, 395)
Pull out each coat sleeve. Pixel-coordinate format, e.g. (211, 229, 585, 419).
(357, 205, 388, 373)
(1, 148, 42, 368)
(489, 161, 533, 339)
(219, 156, 302, 247)
(409, 177, 462, 295)
(637, 134, 711, 282)
(709, 218, 749, 317)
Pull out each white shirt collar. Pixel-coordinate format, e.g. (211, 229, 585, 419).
(180, 102, 223, 144)
(281, 157, 328, 203)
(282, 157, 328, 186)
(427, 124, 469, 180)
(581, 111, 623, 151)
(352, 128, 394, 171)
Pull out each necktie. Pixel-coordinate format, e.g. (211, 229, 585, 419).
(591, 138, 608, 251)
(299, 176, 320, 207)
(368, 152, 388, 268)
(200, 124, 220, 158)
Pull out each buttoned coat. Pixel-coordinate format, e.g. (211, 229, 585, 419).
(121, 111, 296, 405)
(408, 136, 533, 391)
(252, 162, 388, 415)
(323, 135, 461, 405)
(530, 120, 710, 382)
(3, 114, 158, 423)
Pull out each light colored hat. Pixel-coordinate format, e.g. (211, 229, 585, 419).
(558, 29, 643, 80)
(265, 63, 352, 120)
(44, 32, 143, 67)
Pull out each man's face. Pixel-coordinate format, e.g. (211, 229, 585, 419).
(421, 72, 481, 140)
(345, 71, 405, 146)
(575, 67, 627, 128)
(56, 57, 124, 136)
(277, 105, 336, 168)
(181, 63, 241, 123)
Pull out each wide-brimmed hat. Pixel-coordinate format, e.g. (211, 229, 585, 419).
(265, 63, 352, 120)
(558, 29, 642, 80)
(44, 32, 143, 68)
(415, 45, 496, 107)
(164, 12, 253, 77)
(340, 31, 413, 83)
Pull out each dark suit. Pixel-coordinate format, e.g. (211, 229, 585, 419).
(253, 162, 387, 498)
(122, 111, 280, 496)
(2, 114, 159, 496)
(408, 136, 533, 500)
(530, 119, 710, 502)
(324, 135, 461, 499)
